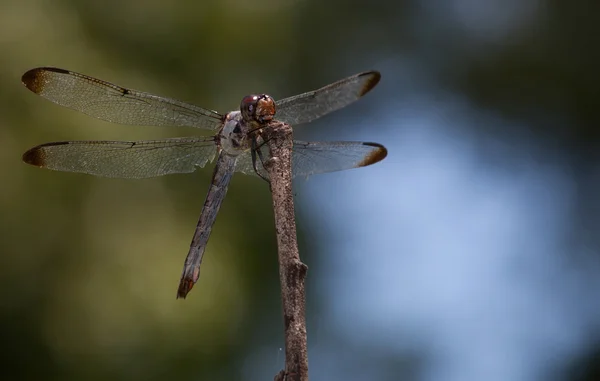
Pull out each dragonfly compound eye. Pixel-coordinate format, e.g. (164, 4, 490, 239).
(255, 95, 275, 124)
(240, 95, 258, 122)
(240, 94, 275, 124)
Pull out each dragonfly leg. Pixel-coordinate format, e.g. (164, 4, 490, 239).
(251, 135, 271, 183)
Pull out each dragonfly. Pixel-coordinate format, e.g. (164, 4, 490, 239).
(21, 67, 387, 298)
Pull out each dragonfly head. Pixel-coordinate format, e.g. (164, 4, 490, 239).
(240, 94, 276, 125)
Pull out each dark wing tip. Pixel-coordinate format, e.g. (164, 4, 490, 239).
(22, 68, 44, 93)
(22, 67, 69, 93)
(22, 145, 47, 167)
(358, 71, 382, 97)
(23, 141, 69, 167)
(357, 142, 387, 167)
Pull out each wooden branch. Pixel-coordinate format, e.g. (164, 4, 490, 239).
(263, 121, 309, 381)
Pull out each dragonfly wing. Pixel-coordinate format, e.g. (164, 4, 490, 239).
(275, 71, 380, 126)
(233, 140, 387, 179)
(22, 137, 218, 179)
(22, 67, 224, 130)
(291, 140, 387, 178)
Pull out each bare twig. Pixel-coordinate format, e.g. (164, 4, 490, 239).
(263, 121, 309, 381)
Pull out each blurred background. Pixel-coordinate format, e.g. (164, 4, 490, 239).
(1, 0, 599, 380)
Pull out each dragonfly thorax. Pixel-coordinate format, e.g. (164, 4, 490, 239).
(219, 111, 252, 155)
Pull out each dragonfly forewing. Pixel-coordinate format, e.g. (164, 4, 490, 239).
(275, 71, 380, 126)
(22, 67, 225, 130)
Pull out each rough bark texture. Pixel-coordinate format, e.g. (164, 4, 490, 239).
(263, 122, 309, 381)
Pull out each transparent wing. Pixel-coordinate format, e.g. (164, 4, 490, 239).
(234, 140, 387, 178)
(291, 140, 387, 177)
(275, 71, 380, 126)
(22, 137, 219, 179)
(22, 67, 225, 130)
